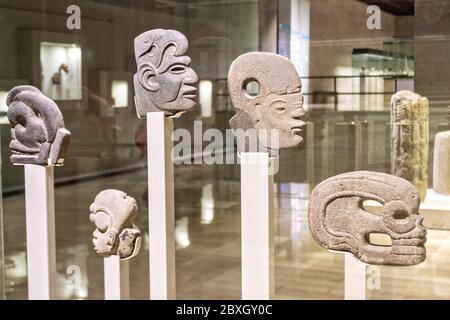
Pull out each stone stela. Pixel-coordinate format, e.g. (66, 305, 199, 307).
(390, 90, 429, 201)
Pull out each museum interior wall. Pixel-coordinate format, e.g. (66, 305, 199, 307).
(0, 0, 259, 192)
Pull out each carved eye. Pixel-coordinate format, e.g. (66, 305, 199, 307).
(276, 106, 286, 113)
(393, 210, 409, 221)
(170, 65, 187, 74)
(244, 79, 260, 97)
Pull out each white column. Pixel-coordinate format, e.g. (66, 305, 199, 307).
(147, 112, 176, 300)
(240, 152, 275, 300)
(344, 253, 367, 300)
(291, 0, 310, 100)
(24, 164, 56, 300)
(104, 256, 129, 300)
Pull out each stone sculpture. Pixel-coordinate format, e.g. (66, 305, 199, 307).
(89, 189, 141, 259)
(228, 52, 305, 153)
(6, 85, 71, 165)
(433, 131, 450, 195)
(51, 63, 69, 85)
(133, 29, 198, 118)
(308, 171, 427, 266)
(390, 90, 429, 200)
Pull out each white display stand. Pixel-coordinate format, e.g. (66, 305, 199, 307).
(240, 152, 274, 300)
(147, 112, 176, 300)
(24, 164, 57, 299)
(330, 250, 367, 300)
(104, 256, 129, 300)
(424, 189, 450, 206)
(344, 253, 367, 300)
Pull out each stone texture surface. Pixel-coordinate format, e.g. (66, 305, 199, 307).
(7, 85, 71, 165)
(133, 29, 198, 118)
(89, 189, 141, 259)
(390, 90, 429, 200)
(308, 171, 427, 266)
(228, 52, 305, 152)
(433, 131, 450, 195)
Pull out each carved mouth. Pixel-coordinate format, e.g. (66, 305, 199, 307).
(393, 236, 427, 246)
(390, 234, 427, 258)
(182, 86, 197, 100)
(291, 122, 305, 135)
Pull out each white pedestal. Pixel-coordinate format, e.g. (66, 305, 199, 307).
(240, 152, 275, 300)
(344, 253, 367, 300)
(104, 256, 129, 300)
(24, 164, 56, 300)
(147, 112, 176, 300)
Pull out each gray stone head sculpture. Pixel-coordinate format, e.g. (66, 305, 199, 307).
(308, 171, 427, 266)
(133, 29, 198, 117)
(6, 85, 71, 165)
(228, 52, 305, 152)
(89, 190, 141, 260)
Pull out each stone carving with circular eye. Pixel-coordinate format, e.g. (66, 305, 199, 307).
(89, 190, 141, 260)
(6, 85, 71, 165)
(228, 52, 305, 154)
(308, 171, 427, 266)
(133, 29, 198, 118)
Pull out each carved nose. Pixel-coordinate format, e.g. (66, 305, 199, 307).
(184, 69, 198, 84)
(417, 216, 425, 226)
(291, 108, 305, 119)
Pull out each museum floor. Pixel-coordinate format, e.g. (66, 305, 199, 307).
(3, 162, 450, 300)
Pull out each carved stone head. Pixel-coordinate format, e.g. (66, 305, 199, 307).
(133, 29, 198, 117)
(308, 171, 427, 266)
(7, 85, 71, 165)
(89, 190, 141, 259)
(228, 52, 305, 151)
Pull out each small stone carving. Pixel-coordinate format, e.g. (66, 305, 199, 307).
(6, 85, 71, 165)
(433, 131, 450, 195)
(391, 90, 429, 200)
(228, 52, 305, 153)
(51, 63, 69, 85)
(89, 190, 141, 259)
(133, 29, 198, 117)
(308, 171, 427, 266)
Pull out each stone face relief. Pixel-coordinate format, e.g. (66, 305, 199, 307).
(308, 171, 427, 266)
(228, 52, 305, 153)
(391, 90, 429, 200)
(89, 190, 141, 259)
(7, 85, 71, 165)
(133, 29, 198, 118)
(433, 131, 450, 195)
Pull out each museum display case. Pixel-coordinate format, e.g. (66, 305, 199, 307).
(1, 0, 450, 300)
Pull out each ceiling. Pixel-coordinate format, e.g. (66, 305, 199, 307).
(88, 0, 413, 16)
(358, 0, 414, 16)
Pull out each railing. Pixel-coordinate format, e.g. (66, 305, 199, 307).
(212, 75, 414, 112)
(300, 75, 414, 111)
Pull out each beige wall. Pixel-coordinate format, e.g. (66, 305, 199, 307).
(309, 0, 397, 79)
(414, 0, 450, 107)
